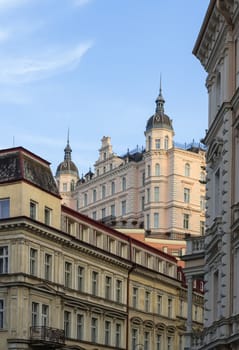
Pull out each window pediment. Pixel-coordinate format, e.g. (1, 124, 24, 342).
(207, 137, 223, 166)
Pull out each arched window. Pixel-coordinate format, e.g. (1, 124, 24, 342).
(155, 163, 160, 176)
(164, 136, 169, 150)
(185, 163, 190, 177)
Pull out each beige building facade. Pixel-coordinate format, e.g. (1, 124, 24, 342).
(183, 0, 239, 349)
(0, 146, 203, 350)
(56, 90, 206, 248)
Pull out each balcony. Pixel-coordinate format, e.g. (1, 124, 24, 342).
(30, 326, 65, 348)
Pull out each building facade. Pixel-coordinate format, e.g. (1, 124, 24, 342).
(56, 90, 206, 244)
(183, 0, 239, 349)
(0, 146, 203, 350)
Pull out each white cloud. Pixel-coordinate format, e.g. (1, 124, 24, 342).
(0, 41, 93, 84)
(0, 0, 29, 11)
(73, 0, 92, 7)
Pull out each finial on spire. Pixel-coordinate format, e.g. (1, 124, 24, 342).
(155, 75, 165, 114)
(64, 128, 72, 161)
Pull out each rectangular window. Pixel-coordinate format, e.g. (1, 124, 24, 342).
(122, 177, 126, 191)
(168, 298, 172, 318)
(0, 246, 8, 274)
(154, 187, 160, 202)
(183, 214, 189, 230)
(147, 188, 150, 203)
(157, 295, 162, 314)
(147, 165, 151, 177)
(77, 266, 85, 292)
(0, 299, 4, 329)
(32, 302, 39, 327)
(141, 196, 145, 211)
(92, 271, 99, 296)
(30, 248, 37, 276)
(116, 279, 122, 303)
(105, 320, 111, 345)
(132, 328, 138, 350)
(184, 188, 190, 203)
(101, 208, 106, 219)
(116, 323, 121, 347)
(144, 331, 150, 350)
(167, 336, 172, 350)
(63, 183, 67, 192)
(110, 204, 115, 217)
(65, 262, 72, 288)
(93, 189, 97, 202)
(132, 287, 138, 308)
(0, 198, 9, 219)
(155, 138, 161, 149)
(121, 200, 126, 216)
(156, 334, 161, 350)
(105, 276, 112, 299)
(44, 253, 52, 280)
(64, 311, 71, 338)
(111, 181, 115, 195)
(91, 317, 98, 342)
(84, 193, 88, 206)
(30, 200, 37, 220)
(200, 196, 206, 211)
(77, 314, 84, 340)
(41, 304, 49, 326)
(154, 212, 159, 229)
(146, 214, 150, 230)
(102, 185, 106, 199)
(200, 221, 205, 235)
(145, 291, 151, 312)
(92, 211, 97, 220)
(44, 207, 52, 225)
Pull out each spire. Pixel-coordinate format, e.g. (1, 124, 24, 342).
(64, 128, 72, 161)
(155, 75, 165, 114)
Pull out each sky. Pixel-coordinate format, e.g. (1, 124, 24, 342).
(0, 0, 209, 175)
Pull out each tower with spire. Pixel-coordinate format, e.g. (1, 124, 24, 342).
(55, 130, 79, 208)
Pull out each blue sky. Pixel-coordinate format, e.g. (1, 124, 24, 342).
(0, 0, 209, 175)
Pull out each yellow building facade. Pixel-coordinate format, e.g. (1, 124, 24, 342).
(0, 146, 203, 350)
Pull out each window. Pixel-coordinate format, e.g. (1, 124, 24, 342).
(184, 188, 190, 203)
(142, 172, 145, 185)
(63, 183, 67, 192)
(0, 246, 8, 274)
(93, 189, 97, 202)
(132, 287, 138, 308)
(44, 254, 52, 280)
(185, 163, 190, 176)
(101, 208, 106, 219)
(154, 187, 159, 202)
(92, 271, 99, 295)
(92, 211, 97, 220)
(183, 214, 189, 230)
(111, 181, 115, 195)
(200, 171, 206, 182)
(30, 248, 37, 276)
(179, 299, 184, 317)
(116, 323, 121, 347)
(102, 185, 106, 199)
(84, 193, 88, 206)
(70, 180, 75, 191)
(121, 200, 126, 216)
(30, 200, 37, 220)
(64, 311, 71, 337)
(155, 138, 161, 149)
(110, 204, 115, 217)
(32, 302, 39, 327)
(103, 166, 106, 173)
(157, 295, 162, 314)
(200, 196, 206, 211)
(122, 177, 126, 191)
(65, 262, 72, 288)
(145, 291, 151, 312)
(116, 279, 122, 302)
(105, 276, 112, 299)
(147, 165, 151, 177)
(144, 331, 150, 350)
(156, 334, 162, 350)
(105, 321, 111, 345)
(154, 213, 159, 229)
(132, 328, 139, 350)
(155, 163, 160, 176)
(0, 198, 9, 219)
(146, 214, 150, 230)
(42, 304, 49, 326)
(0, 299, 4, 329)
(44, 207, 52, 225)
(200, 221, 205, 235)
(91, 317, 98, 342)
(147, 188, 150, 203)
(77, 314, 84, 340)
(168, 298, 172, 318)
(141, 196, 145, 210)
(164, 136, 169, 150)
(77, 266, 85, 292)
(167, 336, 173, 350)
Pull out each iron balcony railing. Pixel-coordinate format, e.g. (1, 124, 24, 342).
(30, 326, 65, 346)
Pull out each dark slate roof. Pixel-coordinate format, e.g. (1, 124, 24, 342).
(0, 147, 60, 197)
